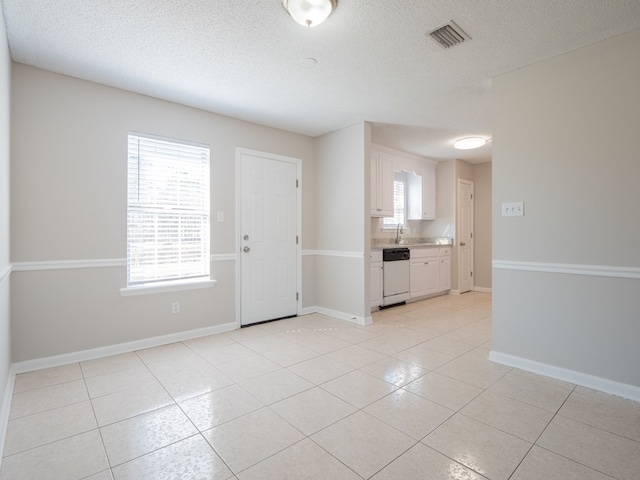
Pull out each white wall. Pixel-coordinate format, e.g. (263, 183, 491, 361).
(313, 123, 368, 322)
(10, 64, 315, 362)
(492, 29, 640, 395)
(0, 4, 12, 458)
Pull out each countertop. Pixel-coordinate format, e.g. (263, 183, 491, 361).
(372, 237, 453, 250)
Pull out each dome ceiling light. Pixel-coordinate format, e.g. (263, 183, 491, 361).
(454, 137, 488, 150)
(282, 0, 337, 27)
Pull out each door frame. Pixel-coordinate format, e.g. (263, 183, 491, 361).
(457, 178, 474, 293)
(235, 147, 302, 328)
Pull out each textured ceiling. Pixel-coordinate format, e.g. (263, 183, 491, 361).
(3, 0, 640, 163)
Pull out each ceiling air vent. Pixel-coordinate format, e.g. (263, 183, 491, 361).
(427, 21, 471, 49)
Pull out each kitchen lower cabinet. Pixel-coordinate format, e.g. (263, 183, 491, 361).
(371, 250, 383, 307)
(410, 248, 440, 298)
(410, 246, 451, 299)
(439, 248, 451, 291)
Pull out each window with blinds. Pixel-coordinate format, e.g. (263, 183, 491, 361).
(383, 172, 407, 228)
(127, 133, 210, 286)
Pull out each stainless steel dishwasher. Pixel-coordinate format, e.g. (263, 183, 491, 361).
(382, 247, 410, 307)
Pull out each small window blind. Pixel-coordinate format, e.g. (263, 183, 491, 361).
(127, 133, 210, 286)
(383, 175, 406, 227)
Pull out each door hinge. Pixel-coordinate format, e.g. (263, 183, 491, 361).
(471, 232, 473, 238)
(296, 179, 299, 188)
(470, 193, 473, 200)
(296, 235, 299, 244)
(471, 271, 473, 277)
(296, 292, 299, 301)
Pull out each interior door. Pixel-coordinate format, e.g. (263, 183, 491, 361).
(239, 151, 298, 326)
(457, 179, 474, 293)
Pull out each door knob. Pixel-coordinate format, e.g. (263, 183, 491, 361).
(243, 246, 251, 253)
(243, 235, 249, 241)
(460, 242, 466, 246)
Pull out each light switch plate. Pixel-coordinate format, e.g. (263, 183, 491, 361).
(502, 201, 524, 216)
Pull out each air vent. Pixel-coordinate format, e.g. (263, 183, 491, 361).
(427, 21, 471, 49)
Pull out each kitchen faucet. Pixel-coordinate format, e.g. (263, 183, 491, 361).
(395, 223, 404, 243)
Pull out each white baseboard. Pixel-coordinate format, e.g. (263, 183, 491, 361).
(12, 322, 238, 375)
(489, 350, 640, 403)
(473, 286, 492, 293)
(10, 304, 372, 376)
(0, 365, 15, 469)
(449, 289, 461, 295)
(300, 306, 371, 326)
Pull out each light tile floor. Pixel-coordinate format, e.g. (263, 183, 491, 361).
(2, 292, 639, 479)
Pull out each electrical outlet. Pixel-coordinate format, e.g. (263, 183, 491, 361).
(172, 302, 180, 314)
(501, 201, 524, 217)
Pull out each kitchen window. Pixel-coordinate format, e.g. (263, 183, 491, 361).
(383, 172, 407, 228)
(122, 132, 213, 295)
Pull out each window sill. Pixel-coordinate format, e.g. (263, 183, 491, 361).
(120, 278, 217, 297)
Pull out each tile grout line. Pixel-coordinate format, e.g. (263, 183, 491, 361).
(98, 348, 234, 475)
(82, 365, 114, 479)
(504, 383, 580, 480)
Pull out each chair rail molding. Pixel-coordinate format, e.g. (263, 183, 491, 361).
(493, 260, 640, 280)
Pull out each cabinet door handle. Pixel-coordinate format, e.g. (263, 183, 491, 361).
(460, 242, 466, 246)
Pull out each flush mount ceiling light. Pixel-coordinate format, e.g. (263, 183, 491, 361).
(282, 0, 337, 27)
(454, 137, 488, 150)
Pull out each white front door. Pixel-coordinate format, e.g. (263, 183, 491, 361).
(457, 179, 474, 293)
(238, 150, 299, 326)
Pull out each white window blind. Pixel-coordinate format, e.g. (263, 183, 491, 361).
(127, 133, 210, 286)
(383, 174, 406, 227)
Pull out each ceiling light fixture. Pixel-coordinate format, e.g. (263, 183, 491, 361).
(454, 137, 488, 150)
(282, 0, 337, 27)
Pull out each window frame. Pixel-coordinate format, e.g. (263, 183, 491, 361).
(120, 132, 215, 296)
(383, 171, 407, 229)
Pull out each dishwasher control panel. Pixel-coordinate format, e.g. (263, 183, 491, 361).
(382, 248, 410, 261)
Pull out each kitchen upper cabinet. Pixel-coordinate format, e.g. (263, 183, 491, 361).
(407, 163, 436, 220)
(421, 163, 436, 220)
(370, 152, 394, 217)
(369, 143, 436, 220)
